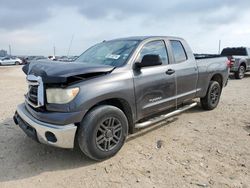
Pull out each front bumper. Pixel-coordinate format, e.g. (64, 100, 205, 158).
(14, 103, 77, 149)
(24, 102, 84, 125)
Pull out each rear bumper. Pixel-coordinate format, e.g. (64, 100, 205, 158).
(230, 67, 238, 72)
(14, 103, 77, 149)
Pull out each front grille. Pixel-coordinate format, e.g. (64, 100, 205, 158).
(25, 75, 44, 108)
(28, 85, 38, 104)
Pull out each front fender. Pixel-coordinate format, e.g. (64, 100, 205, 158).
(46, 69, 136, 122)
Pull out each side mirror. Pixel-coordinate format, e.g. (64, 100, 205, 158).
(135, 54, 162, 69)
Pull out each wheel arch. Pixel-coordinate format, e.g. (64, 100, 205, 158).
(199, 73, 223, 98)
(84, 98, 135, 134)
(239, 61, 247, 69)
(210, 73, 223, 89)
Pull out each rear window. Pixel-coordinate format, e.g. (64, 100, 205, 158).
(221, 48, 247, 56)
(170, 40, 187, 63)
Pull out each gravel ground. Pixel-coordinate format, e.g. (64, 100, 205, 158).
(0, 66, 249, 188)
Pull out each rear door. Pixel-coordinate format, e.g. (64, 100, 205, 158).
(133, 40, 177, 120)
(168, 40, 198, 103)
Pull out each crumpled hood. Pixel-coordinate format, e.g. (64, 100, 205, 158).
(23, 60, 115, 84)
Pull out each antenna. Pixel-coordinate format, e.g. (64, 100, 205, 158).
(67, 35, 74, 57)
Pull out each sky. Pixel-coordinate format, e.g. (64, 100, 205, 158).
(0, 0, 250, 56)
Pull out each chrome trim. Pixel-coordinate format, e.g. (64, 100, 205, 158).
(25, 96, 40, 108)
(143, 89, 197, 109)
(26, 75, 44, 108)
(16, 103, 77, 149)
(135, 102, 197, 129)
(27, 81, 39, 86)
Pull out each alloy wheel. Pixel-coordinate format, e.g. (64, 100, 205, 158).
(95, 117, 122, 152)
(239, 66, 245, 79)
(210, 85, 220, 104)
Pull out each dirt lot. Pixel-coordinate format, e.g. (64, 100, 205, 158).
(0, 66, 249, 188)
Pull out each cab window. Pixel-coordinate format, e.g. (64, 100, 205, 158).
(138, 40, 169, 65)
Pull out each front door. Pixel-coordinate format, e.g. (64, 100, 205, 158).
(133, 40, 177, 120)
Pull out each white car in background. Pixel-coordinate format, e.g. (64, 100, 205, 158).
(0, 57, 22, 65)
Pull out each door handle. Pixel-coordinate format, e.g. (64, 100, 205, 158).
(165, 69, 175, 75)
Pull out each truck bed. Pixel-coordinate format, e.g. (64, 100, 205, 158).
(194, 56, 229, 98)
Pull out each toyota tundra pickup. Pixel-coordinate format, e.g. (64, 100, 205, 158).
(14, 36, 229, 161)
(221, 47, 250, 79)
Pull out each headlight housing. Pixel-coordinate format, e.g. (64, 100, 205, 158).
(46, 87, 79, 104)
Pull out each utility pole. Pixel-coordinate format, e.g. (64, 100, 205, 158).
(53, 45, 56, 57)
(67, 34, 74, 57)
(218, 40, 221, 54)
(9, 45, 12, 56)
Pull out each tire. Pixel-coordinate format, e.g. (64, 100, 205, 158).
(15, 61, 20, 65)
(234, 65, 245, 79)
(200, 81, 221, 110)
(77, 105, 128, 161)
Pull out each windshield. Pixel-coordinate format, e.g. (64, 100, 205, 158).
(75, 40, 139, 67)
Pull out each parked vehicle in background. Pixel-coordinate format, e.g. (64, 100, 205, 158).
(18, 57, 28, 65)
(48, 56, 57, 61)
(57, 56, 78, 62)
(25, 56, 48, 64)
(0, 56, 22, 65)
(221, 47, 250, 79)
(14, 36, 229, 161)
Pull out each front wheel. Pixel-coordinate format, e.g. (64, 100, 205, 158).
(15, 61, 20, 65)
(235, 65, 245, 79)
(200, 81, 221, 110)
(77, 105, 128, 161)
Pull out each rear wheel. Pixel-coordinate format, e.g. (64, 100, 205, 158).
(235, 65, 245, 79)
(200, 81, 221, 110)
(77, 105, 128, 161)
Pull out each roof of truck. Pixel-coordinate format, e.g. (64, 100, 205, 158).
(108, 36, 183, 41)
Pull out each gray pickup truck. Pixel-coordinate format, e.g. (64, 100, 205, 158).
(221, 47, 250, 79)
(14, 36, 229, 160)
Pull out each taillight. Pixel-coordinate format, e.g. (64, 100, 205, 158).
(227, 57, 235, 68)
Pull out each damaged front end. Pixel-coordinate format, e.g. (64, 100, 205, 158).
(14, 60, 116, 130)
(23, 61, 115, 112)
(23, 60, 115, 85)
